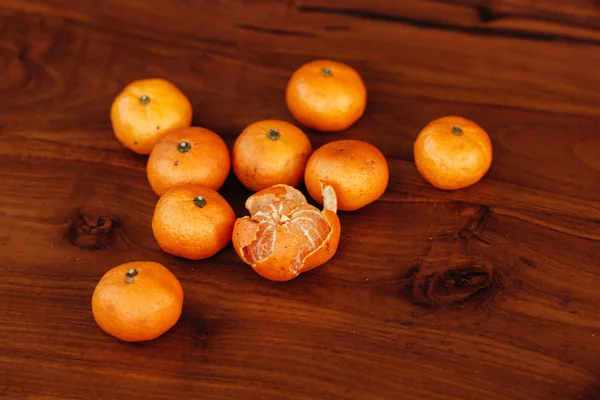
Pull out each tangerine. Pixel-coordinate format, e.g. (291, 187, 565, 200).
(152, 185, 236, 260)
(232, 183, 341, 281)
(91, 261, 183, 342)
(286, 60, 367, 132)
(232, 120, 312, 192)
(147, 126, 231, 196)
(414, 116, 493, 190)
(304, 139, 389, 211)
(110, 78, 193, 155)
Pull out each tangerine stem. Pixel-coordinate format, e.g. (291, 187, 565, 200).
(125, 268, 138, 284)
(321, 68, 333, 77)
(178, 141, 191, 153)
(139, 95, 150, 105)
(451, 126, 463, 135)
(194, 196, 207, 208)
(267, 129, 280, 140)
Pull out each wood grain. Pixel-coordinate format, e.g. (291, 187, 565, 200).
(1, 1, 599, 399)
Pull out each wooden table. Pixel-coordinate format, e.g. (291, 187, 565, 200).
(2, 1, 599, 399)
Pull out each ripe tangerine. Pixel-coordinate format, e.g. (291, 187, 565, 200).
(286, 60, 367, 132)
(304, 139, 389, 211)
(232, 120, 312, 192)
(152, 185, 236, 260)
(91, 261, 183, 342)
(110, 78, 193, 155)
(147, 126, 231, 196)
(414, 116, 493, 190)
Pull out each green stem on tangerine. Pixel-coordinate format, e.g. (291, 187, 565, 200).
(125, 268, 138, 284)
(451, 126, 463, 135)
(194, 196, 207, 208)
(321, 68, 333, 77)
(178, 141, 191, 153)
(267, 129, 280, 140)
(139, 95, 150, 105)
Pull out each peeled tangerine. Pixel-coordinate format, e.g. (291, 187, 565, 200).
(232, 184, 341, 281)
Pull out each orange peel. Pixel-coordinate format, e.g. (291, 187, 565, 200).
(232, 184, 341, 281)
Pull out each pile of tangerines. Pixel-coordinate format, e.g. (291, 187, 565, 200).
(92, 60, 493, 342)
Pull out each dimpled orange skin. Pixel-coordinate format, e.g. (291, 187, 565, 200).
(91, 261, 183, 342)
(152, 185, 236, 260)
(304, 139, 389, 211)
(414, 116, 493, 190)
(110, 78, 193, 155)
(286, 60, 367, 132)
(147, 126, 231, 196)
(232, 184, 341, 281)
(232, 120, 312, 192)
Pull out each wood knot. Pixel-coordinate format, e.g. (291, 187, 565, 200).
(475, 5, 496, 23)
(581, 384, 600, 400)
(456, 204, 492, 244)
(411, 261, 501, 307)
(68, 213, 114, 250)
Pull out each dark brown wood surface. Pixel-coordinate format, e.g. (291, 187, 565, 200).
(1, 1, 600, 399)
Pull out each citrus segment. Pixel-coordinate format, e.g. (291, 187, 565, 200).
(232, 184, 341, 281)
